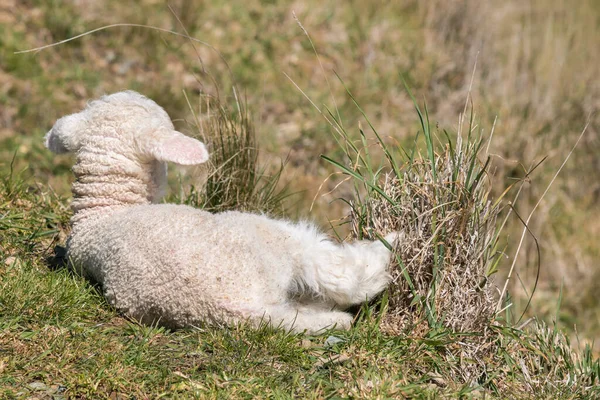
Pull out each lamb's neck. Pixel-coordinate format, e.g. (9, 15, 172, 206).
(70, 150, 160, 228)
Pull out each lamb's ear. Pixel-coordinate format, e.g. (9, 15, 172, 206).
(45, 113, 86, 154)
(148, 130, 209, 165)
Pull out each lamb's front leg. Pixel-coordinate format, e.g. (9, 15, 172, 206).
(262, 304, 354, 334)
(300, 232, 400, 308)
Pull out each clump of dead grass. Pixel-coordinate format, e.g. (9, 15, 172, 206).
(345, 102, 505, 383)
(176, 93, 288, 216)
(324, 90, 503, 335)
(351, 130, 501, 334)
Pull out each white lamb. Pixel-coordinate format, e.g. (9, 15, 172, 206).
(46, 90, 398, 334)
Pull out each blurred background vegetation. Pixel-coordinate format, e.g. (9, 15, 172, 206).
(1, 0, 598, 353)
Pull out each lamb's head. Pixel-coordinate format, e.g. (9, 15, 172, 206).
(45, 90, 208, 165)
(45, 91, 209, 224)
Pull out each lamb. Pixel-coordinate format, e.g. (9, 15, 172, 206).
(45, 90, 398, 334)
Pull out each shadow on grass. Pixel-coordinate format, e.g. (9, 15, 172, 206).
(45, 244, 68, 271)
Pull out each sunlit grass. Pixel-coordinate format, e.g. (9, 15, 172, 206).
(1, 0, 599, 396)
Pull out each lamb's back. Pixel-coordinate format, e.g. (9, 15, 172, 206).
(67, 204, 297, 327)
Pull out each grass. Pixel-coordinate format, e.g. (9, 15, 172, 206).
(1, 0, 600, 397)
(1, 93, 599, 398)
(320, 80, 599, 395)
(326, 87, 502, 334)
(172, 94, 289, 216)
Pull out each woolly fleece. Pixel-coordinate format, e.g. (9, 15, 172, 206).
(46, 91, 397, 333)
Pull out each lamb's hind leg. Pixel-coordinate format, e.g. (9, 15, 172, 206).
(302, 232, 401, 309)
(260, 304, 353, 334)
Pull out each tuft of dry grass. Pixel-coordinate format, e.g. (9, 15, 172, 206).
(322, 83, 502, 334)
(326, 92, 505, 382)
(173, 93, 289, 216)
(352, 136, 501, 335)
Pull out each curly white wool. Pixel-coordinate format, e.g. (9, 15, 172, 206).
(46, 91, 397, 334)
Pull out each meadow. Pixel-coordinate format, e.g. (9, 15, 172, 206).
(1, 0, 599, 398)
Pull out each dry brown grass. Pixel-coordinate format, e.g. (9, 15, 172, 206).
(351, 143, 500, 335)
(174, 94, 288, 215)
(325, 95, 598, 392)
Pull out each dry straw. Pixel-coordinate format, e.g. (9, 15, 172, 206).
(350, 133, 500, 335)
(316, 74, 503, 336)
(176, 92, 288, 216)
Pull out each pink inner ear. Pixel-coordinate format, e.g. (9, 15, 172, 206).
(156, 135, 209, 165)
(157, 134, 208, 165)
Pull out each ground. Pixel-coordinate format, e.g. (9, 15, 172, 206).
(1, 0, 599, 398)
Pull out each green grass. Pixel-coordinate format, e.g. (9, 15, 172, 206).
(1, 104, 598, 398)
(172, 94, 289, 216)
(2, 243, 597, 398)
(1, 0, 600, 397)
